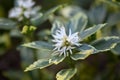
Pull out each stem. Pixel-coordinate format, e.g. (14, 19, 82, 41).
(66, 56, 80, 80)
(66, 56, 75, 68)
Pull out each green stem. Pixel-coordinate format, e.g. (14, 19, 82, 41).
(66, 56, 75, 68)
(66, 56, 80, 80)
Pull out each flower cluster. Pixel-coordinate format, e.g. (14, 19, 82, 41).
(52, 26, 80, 57)
(9, 0, 40, 21)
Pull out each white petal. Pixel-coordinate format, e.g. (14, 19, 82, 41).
(17, 0, 35, 8)
(52, 27, 80, 57)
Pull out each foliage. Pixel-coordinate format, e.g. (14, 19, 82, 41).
(22, 11, 120, 80)
(0, 0, 120, 80)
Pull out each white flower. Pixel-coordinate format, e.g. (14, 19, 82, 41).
(9, 7, 23, 21)
(17, 0, 35, 9)
(23, 6, 41, 18)
(52, 26, 80, 57)
(9, 0, 40, 21)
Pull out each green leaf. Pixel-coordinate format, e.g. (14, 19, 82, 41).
(51, 20, 64, 35)
(111, 42, 120, 55)
(80, 23, 106, 40)
(31, 5, 63, 26)
(103, 0, 120, 7)
(78, 44, 97, 53)
(67, 12, 88, 33)
(107, 13, 120, 26)
(49, 54, 65, 65)
(88, 5, 107, 24)
(22, 41, 53, 50)
(36, 49, 52, 59)
(71, 49, 93, 60)
(60, 5, 83, 18)
(56, 68, 77, 80)
(18, 47, 34, 68)
(91, 36, 120, 53)
(24, 59, 53, 72)
(10, 28, 22, 37)
(0, 18, 16, 30)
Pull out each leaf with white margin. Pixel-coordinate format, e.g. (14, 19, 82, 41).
(88, 5, 107, 24)
(67, 12, 88, 33)
(0, 18, 16, 30)
(103, 0, 120, 8)
(80, 23, 106, 40)
(49, 54, 65, 65)
(56, 68, 77, 80)
(91, 36, 120, 53)
(111, 42, 120, 55)
(31, 5, 63, 26)
(24, 59, 53, 72)
(51, 20, 64, 35)
(71, 49, 93, 60)
(22, 41, 53, 50)
(78, 44, 97, 54)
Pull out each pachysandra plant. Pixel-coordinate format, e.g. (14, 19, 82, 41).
(22, 12, 120, 80)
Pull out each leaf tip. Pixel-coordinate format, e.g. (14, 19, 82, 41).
(24, 68, 30, 72)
